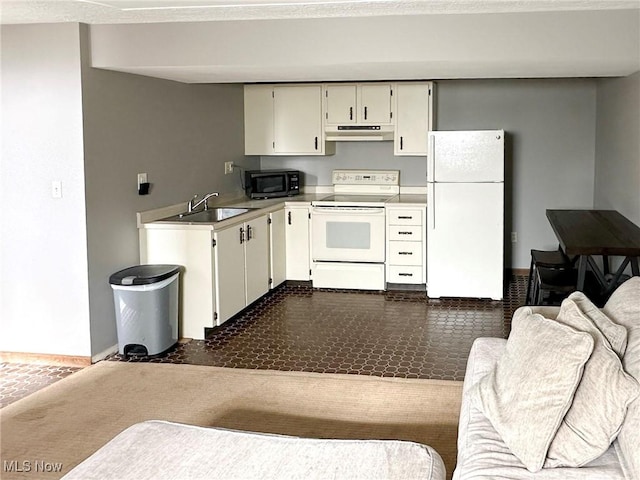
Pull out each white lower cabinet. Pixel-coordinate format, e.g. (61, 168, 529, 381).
(215, 215, 270, 324)
(269, 209, 286, 288)
(285, 205, 311, 281)
(140, 213, 271, 340)
(385, 206, 427, 287)
(141, 227, 217, 340)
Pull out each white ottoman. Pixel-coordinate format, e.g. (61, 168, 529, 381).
(63, 420, 446, 480)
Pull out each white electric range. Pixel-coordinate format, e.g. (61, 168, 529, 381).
(310, 170, 400, 290)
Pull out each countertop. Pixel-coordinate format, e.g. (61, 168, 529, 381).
(138, 189, 427, 231)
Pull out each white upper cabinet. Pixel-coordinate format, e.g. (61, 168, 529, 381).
(244, 84, 333, 156)
(244, 84, 275, 155)
(324, 83, 393, 125)
(245, 81, 435, 156)
(394, 82, 435, 156)
(324, 85, 357, 124)
(359, 84, 393, 124)
(274, 85, 325, 155)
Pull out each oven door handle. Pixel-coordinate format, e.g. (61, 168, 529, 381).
(312, 207, 385, 215)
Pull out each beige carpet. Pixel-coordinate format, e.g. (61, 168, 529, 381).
(1, 362, 463, 479)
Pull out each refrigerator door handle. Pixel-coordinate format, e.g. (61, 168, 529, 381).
(428, 183, 435, 230)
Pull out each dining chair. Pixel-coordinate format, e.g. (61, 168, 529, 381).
(526, 248, 576, 305)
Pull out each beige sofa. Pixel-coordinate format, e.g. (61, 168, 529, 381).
(453, 277, 640, 479)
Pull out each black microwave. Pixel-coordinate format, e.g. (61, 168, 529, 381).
(244, 169, 301, 199)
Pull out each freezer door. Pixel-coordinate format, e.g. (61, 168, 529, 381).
(428, 130, 504, 183)
(427, 182, 504, 300)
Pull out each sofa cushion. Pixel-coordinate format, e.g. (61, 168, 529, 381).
(545, 298, 639, 467)
(63, 420, 447, 480)
(569, 291, 628, 357)
(453, 338, 627, 480)
(471, 312, 594, 472)
(603, 277, 640, 480)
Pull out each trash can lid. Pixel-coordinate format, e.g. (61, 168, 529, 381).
(109, 264, 181, 286)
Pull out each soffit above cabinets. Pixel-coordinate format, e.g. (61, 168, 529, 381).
(3, 1, 638, 83)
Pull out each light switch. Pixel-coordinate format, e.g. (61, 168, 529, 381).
(51, 180, 62, 199)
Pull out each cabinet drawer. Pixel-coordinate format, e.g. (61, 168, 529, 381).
(387, 265, 423, 284)
(388, 241, 423, 265)
(389, 225, 422, 241)
(388, 209, 423, 225)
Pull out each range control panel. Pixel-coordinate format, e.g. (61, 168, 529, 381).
(332, 170, 400, 186)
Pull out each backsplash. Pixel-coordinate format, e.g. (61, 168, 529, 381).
(259, 141, 427, 186)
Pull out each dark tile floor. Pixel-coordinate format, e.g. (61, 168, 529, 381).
(0, 363, 82, 408)
(1, 275, 528, 408)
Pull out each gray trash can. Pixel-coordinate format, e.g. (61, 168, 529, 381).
(109, 264, 181, 357)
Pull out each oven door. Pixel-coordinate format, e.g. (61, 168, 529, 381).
(311, 207, 386, 262)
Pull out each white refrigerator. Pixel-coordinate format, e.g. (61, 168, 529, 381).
(426, 130, 504, 300)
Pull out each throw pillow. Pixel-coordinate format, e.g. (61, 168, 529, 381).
(471, 312, 594, 472)
(545, 298, 640, 468)
(569, 291, 627, 357)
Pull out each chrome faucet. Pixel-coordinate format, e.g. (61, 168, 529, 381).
(188, 192, 219, 213)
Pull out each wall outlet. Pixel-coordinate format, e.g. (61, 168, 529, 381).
(224, 161, 234, 175)
(137, 173, 148, 187)
(511, 231, 518, 243)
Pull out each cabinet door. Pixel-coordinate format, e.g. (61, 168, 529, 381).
(245, 216, 270, 305)
(244, 85, 274, 155)
(143, 228, 216, 339)
(285, 206, 310, 280)
(214, 225, 247, 324)
(324, 84, 356, 125)
(395, 83, 433, 156)
(274, 85, 323, 155)
(359, 84, 392, 124)
(269, 209, 286, 288)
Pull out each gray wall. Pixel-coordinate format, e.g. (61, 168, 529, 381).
(263, 79, 598, 269)
(79, 25, 254, 357)
(1, 24, 92, 356)
(594, 71, 640, 225)
(1, 23, 253, 359)
(437, 79, 597, 269)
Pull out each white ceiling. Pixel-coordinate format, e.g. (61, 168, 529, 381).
(2, 0, 638, 25)
(2, 0, 639, 83)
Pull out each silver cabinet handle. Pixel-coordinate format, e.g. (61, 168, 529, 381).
(399, 273, 414, 277)
(398, 252, 413, 255)
(239, 227, 245, 244)
(247, 224, 253, 241)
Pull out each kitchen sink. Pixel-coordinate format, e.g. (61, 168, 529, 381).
(159, 207, 257, 223)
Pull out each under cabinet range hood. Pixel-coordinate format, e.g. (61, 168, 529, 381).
(324, 125, 394, 142)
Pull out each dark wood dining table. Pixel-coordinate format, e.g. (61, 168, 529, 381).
(546, 209, 640, 297)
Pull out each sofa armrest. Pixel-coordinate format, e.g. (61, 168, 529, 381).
(458, 338, 507, 453)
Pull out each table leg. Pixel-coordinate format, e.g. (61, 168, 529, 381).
(632, 257, 639, 276)
(602, 255, 610, 275)
(577, 256, 588, 291)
